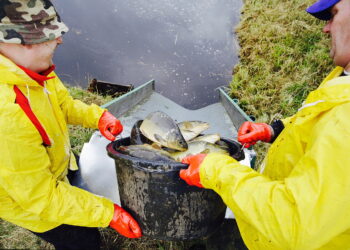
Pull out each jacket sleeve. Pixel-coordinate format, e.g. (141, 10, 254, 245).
(281, 116, 292, 126)
(200, 109, 350, 248)
(53, 76, 105, 128)
(0, 107, 114, 229)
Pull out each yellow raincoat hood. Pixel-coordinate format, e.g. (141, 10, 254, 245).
(200, 67, 350, 249)
(0, 54, 113, 232)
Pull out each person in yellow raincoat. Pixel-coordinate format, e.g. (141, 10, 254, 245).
(180, 0, 350, 249)
(0, 1, 141, 249)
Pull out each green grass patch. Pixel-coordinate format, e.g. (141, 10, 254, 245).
(231, 0, 333, 119)
(229, 0, 333, 162)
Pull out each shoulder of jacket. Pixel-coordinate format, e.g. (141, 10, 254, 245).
(320, 67, 344, 87)
(0, 84, 16, 104)
(321, 75, 350, 89)
(46, 73, 66, 90)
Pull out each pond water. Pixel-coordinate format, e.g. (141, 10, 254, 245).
(54, 0, 242, 109)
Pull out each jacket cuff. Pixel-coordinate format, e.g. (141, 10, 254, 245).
(270, 119, 284, 142)
(95, 108, 107, 128)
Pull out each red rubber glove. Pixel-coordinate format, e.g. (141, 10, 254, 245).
(98, 111, 123, 141)
(238, 121, 273, 148)
(109, 204, 142, 238)
(180, 154, 207, 188)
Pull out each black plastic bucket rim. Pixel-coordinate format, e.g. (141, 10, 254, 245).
(107, 138, 188, 173)
(107, 136, 244, 173)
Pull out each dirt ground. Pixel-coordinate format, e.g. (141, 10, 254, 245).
(100, 219, 247, 250)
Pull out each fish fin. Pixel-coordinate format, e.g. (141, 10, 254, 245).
(151, 142, 162, 149)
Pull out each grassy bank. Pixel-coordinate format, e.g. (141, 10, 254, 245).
(0, 0, 334, 249)
(229, 0, 333, 162)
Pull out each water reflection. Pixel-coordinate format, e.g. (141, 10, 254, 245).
(54, 0, 242, 109)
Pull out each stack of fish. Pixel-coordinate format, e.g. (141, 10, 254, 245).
(117, 111, 231, 162)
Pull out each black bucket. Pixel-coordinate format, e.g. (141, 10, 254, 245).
(107, 137, 243, 241)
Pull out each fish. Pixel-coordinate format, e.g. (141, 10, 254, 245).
(130, 120, 153, 145)
(170, 141, 230, 162)
(118, 144, 177, 162)
(140, 111, 188, 151)
(178, 121, 210, 141)
(190, 133, 221, 144)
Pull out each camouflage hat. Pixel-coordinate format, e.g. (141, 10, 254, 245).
(0, 0, 69, 44)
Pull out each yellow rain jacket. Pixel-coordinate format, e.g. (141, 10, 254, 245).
(0, 54, 114, 232)
(200, 67, 350, 249)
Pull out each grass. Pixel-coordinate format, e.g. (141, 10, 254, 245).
(229, 0, 333, 163)
(0, 0, 334, 248)
(0, 220, 52, 249)
(231, 0, 332, 119)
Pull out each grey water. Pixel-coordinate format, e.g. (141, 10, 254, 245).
(54, 0, 242, 109)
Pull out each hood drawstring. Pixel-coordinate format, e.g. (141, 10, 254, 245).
(25, 82, 51, 108)
(26, 84, 31, 106)
(44, 82, 51, 95)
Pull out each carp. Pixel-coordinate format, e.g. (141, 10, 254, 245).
(130, 120, 153, 145)
(140, 111, 188, 151)
(118, 144, 176, 162)
(190, 133, 221, 144)
(170, 141, 229, 162)
(178, 121, 210, 141)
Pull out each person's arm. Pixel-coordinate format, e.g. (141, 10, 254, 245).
(1, 131, 141, 238)
(0, 111, 113, 227)
(52, 76, 123, 140)
(0, 83, 140, 237)
(53, 75, 105, 128)
(281, 116, 293, 125)
(200, 112, 350, 248)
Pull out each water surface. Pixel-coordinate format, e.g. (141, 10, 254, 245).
(54, 0, 242, 109)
